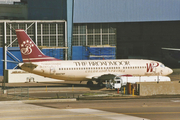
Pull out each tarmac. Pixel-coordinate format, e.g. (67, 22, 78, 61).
(0, 69, 180, 119)
(0, 97, 180, 120)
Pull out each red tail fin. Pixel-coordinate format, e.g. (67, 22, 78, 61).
(16, 29, 59, 62)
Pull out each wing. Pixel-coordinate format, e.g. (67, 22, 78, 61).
(162, 47, 180, 51)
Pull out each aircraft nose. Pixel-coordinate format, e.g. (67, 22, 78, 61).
(168, 67, 173, 75)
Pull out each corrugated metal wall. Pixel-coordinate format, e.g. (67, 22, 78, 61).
(88, 47, 116, 60)
(41, 49, 64, 60)
(72, 46, 116, 60)
(72, 46, 89, 60)
(74, 0, 180, 23)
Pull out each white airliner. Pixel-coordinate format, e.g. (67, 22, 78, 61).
(15, 29, 173, 86)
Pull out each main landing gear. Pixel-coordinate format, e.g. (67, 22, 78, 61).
(87, 81, 104, 87)
(97, 81, 104, 87)
(87, 81, 93, 86)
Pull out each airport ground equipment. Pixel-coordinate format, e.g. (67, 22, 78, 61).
(137, 81, 180, 96)
(105, 76, 171, 90)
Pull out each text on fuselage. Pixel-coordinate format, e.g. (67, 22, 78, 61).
(73, 61, 130, 66)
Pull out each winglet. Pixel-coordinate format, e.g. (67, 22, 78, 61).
(16, 29, 59, 62)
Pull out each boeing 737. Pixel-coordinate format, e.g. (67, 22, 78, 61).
(15, 29, 173, 86)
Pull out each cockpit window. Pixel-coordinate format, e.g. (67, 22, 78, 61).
(115, 77, 121, 79)
(160, 64, 165, 68)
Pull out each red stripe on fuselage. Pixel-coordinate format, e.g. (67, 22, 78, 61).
(23, 58, 60, 62)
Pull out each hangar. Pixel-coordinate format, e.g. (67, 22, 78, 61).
(0, 0, 180, 81)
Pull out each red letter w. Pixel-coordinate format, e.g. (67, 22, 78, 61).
(146, 63, 153, 72)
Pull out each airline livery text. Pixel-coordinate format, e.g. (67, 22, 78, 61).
(74, 61, 130, 66)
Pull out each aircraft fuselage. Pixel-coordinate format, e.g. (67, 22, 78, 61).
(19, 59, 173, 81)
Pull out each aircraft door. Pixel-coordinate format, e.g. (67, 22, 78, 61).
(153, 67, 157, 74)
(50, 66, 56, 75)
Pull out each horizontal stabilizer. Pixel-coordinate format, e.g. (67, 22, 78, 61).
(19, 63, 38, 69)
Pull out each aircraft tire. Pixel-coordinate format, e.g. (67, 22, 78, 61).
(87, 81, 93, 86)
(97, 82, 104, 87)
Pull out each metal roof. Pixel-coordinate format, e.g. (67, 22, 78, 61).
(73, 0, 180, 23)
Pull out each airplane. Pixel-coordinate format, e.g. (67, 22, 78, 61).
(15, 29, 173, 86)
(162, 47, 180, 61)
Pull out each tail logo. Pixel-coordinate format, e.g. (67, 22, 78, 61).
(20, 40, 34, 55)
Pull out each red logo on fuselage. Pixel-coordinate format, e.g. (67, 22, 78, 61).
(146, 62, 159, 72)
